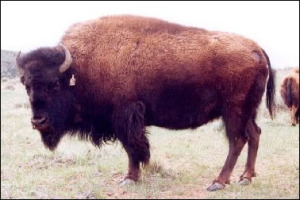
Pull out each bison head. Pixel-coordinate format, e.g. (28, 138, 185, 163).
(16, 44, 77, 150)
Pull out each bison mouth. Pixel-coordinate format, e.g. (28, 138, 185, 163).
(32, 122, 50, 132)
(31, 116, 50, 132)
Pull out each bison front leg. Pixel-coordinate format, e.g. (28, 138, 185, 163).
(113, 102, 150, 184)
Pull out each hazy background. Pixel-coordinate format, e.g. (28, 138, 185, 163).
(1, 1, 299, 68)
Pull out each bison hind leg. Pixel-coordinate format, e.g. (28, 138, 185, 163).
(239, 118, 260, 184)
(239, 72, 266, 185)
(208, 72, 267, 191)
(207, 105, 248, 191)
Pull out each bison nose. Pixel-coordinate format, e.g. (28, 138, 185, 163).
(31, 116, 49, 131)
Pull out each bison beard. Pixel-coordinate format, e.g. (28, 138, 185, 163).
(40, 129, 64, 151)
(16, 15, 276, 191)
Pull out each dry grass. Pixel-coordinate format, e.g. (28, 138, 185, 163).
(1, 74, 299, 199)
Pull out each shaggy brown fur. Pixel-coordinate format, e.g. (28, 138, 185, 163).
(280, 68, 299, 126)
(17, 15, 275, 191)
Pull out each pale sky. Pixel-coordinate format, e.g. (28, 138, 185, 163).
(1, 1, 299, 68)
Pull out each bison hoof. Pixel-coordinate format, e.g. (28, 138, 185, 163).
(120, 178, 136, 186)
(238, 177, 251, 186)
(207, 182, 225, 191)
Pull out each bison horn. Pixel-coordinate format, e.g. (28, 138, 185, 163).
(58, 43, 72, 73)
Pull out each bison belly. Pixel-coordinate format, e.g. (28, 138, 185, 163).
(144, 84, 222, 129)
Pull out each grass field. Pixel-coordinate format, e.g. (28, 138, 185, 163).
(1, 74, 299, 199)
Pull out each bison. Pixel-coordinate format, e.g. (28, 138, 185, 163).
(16, 15, 275, 191)
(280, 68, 299, 126)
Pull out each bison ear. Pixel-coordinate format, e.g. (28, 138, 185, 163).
(15, 52, 25, 84)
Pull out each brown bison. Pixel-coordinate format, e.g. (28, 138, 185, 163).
(280, 68, 299, 126)
(16, 15, 275, 191)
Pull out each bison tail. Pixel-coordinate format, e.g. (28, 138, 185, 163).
(262, 49, 276, 119)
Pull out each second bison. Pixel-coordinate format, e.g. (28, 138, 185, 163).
(280, 68, 299, 126)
